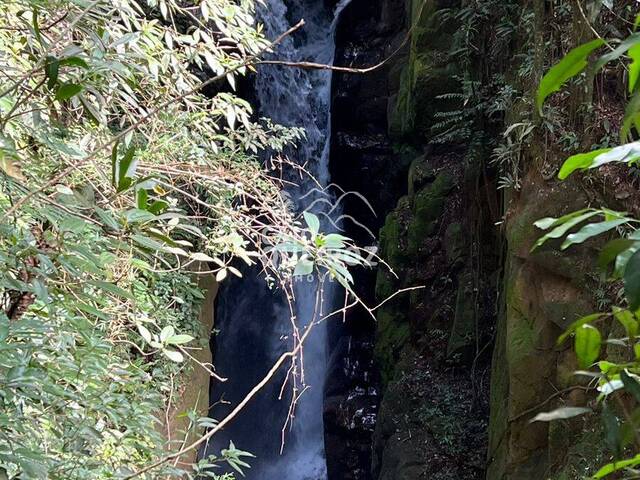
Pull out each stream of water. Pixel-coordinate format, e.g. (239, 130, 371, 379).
(208, 1, 349, 478)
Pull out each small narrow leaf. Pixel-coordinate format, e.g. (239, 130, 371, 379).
(530, 406, 591, 422)
(303, 212, 320, 236)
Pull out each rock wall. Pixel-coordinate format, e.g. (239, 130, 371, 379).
(331, 0, 634, 479)
(162, 270, 217, 468)
(332, 0, 500, 478)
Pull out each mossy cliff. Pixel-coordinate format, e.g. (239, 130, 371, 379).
(352, 0, 634, 478)
(367, 1, 500, 475)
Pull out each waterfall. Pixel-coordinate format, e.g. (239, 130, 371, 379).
(208, 1, 349, 479)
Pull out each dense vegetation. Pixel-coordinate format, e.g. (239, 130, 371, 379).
(0, 1, 371, 478)
(8, 0, 640, 478)
(531, 16, 640, 478)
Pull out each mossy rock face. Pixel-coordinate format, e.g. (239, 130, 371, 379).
(447, 271, 476, 357)
(489, 168, 605, 480)
(389, 0, 460, 138)
(444, 222, 464, 266)
(379, 208, 407, 268)
(374, 308, 410, 386)
(407, 155, 436, 198)
(407, 172, 454, 255)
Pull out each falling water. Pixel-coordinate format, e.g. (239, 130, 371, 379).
(208, 1, 350, 479)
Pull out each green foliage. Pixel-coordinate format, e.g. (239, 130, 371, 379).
(0, 0, 351, 479)
(535, 39, 605, 114)
(274, 212, 369, 291)
(533, 21, 640, 479)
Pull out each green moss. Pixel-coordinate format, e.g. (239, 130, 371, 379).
(375, 268, 397, 302)
(379, 209, 405, 268)
(447, 273, 476, 357)
(407, 172, 454, 254)
(505, 292, 538, 366)
(389, 0, 460, 138)
(375, 308, 410, 386)
(444, 222, 464, 265)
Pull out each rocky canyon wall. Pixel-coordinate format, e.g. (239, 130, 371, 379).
(331, 0, 635, 479)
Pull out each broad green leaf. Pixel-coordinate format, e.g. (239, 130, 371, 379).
(216, 269, 227, 282)
(117, 145, 137, 192)
(167, 334, 194, 345)
(624, 249, 640, 310)
(533, 211, 601, 250)
(191, 252, 217, 262)
(323, 233, 348, 248)
(59, 56, 89, 69)
(90, 280, 135, 300)
(137, 324, 152, 344)
(629, 43, 640, 93)
(614, 307, 638, 338)
(55, 83, 83, 101)
(273, 241, 304, 253)
(45, 56, 59, 89)
(592, 142, 640, 169)
(160, 325, 175, 343)
(534, 208, 591, 230)
(621, 87, 640, 142)
(294, 256, 314, 276)
(148, 200, 168, 215)
(558, 148, 612, 179)
(575, 324, 601, 368)
(111, 142, 118, 186)
(530, 406, 590, 422)
(561, 218, 628, 250)
(136, 188, 148, 210)
(595, 33, 640, 71)
(602, 403, 621, 456)
(163, 348, 184, 362)
(536, 38, 605, 113)
(599, 238, 636, 270)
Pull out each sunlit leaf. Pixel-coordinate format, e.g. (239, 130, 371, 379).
(536, 38, 604, 114)
(530, 406, 590, 422)
(558, 149, 612, 179)
(575, 324, 601, 368)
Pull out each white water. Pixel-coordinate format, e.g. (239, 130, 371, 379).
(209, 2, 349, 479)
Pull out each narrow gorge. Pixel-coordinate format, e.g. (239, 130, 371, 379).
(209, 0, 636, 479)
(2, 1, 636, 480)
